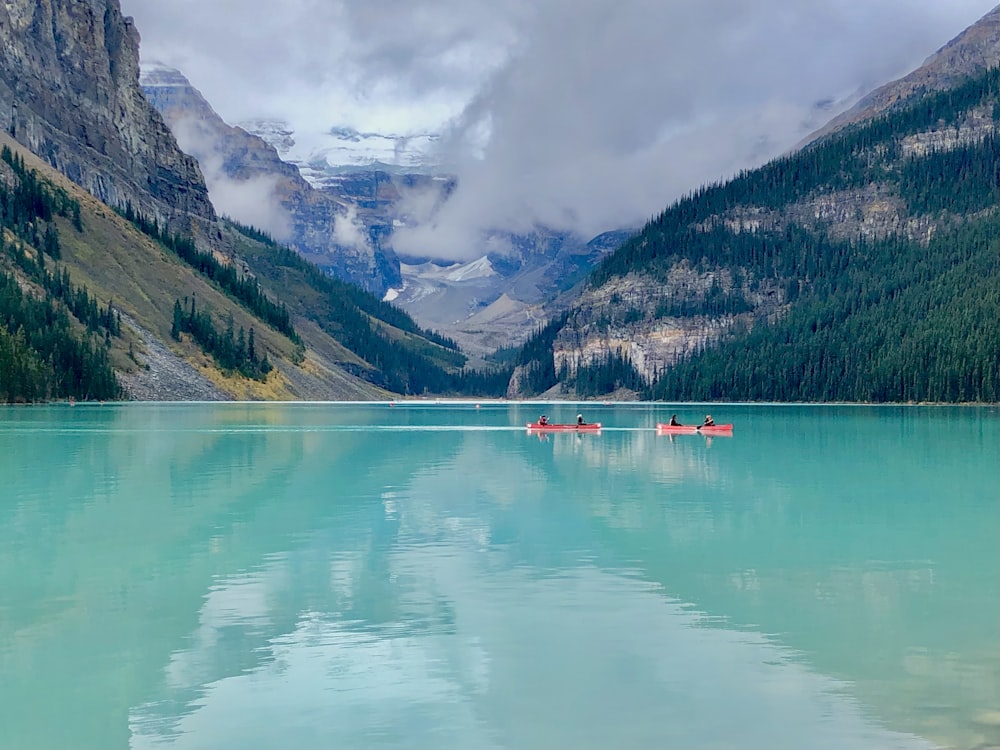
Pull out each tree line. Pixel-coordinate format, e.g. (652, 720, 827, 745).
(227, 218, 460, 350)
(0, 147, 121, 402)
(171, 297, 272, 381)
(226, 218, 515, 396)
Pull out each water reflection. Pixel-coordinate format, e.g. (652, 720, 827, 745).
(0, 404, 996, 750)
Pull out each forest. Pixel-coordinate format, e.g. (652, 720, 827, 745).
(0, 147, 120, 402)
(516, 66, 1000, 403)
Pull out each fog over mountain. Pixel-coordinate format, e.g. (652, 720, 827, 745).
(122, 0, 997, 260)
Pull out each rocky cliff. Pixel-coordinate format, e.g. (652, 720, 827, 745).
(0, 0, 215, 234)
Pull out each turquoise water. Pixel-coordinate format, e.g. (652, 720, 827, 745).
(1, 402, 997, 750)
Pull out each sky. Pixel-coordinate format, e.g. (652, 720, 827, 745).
(121, 0, 999, 260)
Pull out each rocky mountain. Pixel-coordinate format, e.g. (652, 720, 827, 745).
(139, 64, 400, 294)
(509, 6, 1000, 403)
(392, 228, 633, 357)
(0, 0, 214, 236)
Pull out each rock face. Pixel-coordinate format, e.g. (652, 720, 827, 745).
(0, 0, 215, 233)
(140, 65, 401, 293)
(551, 267, 786, 386)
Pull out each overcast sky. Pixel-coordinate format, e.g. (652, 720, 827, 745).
(121, 0, 998, 259)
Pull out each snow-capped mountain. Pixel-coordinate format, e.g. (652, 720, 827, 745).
(239, 120, 441, 189)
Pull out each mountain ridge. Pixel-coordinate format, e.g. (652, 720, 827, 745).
(508, 6, 1000, 403)
(139, 64, 401, 294)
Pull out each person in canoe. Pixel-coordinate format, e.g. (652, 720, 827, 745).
(700, 414, 716, 427)
(576, 414, 586, 426)
(538, 415, 549, 426)
(668, 414, 682, 426)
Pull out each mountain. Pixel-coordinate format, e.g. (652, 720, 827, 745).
(805, 5, 1000, 142)
(0, 0, 490, 403)
(139, 64, 400, 294)
(140, 66, 630, 353)
(509, 9, 1000, 403)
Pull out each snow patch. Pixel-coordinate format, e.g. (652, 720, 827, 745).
(399, 256, 496, 283)
(445, 256, 496, 282)
(239, 122, 440, 187)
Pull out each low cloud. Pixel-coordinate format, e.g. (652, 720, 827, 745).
(170, 117, 294, 242)
(123, 0, 998, 261)
(332, 204, 371, 252)
(392, 0, 999, 259)
(206, 173, 294, 242)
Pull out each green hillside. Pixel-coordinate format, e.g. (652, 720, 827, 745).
(0, 137, 506, 402)
(517, 67, 1000, 403)
(0, 146, 120, 401)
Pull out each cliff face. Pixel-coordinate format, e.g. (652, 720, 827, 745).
(140, 65, 401, 293)
(0, 0, 215, 232)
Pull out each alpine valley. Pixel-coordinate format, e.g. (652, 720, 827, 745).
(138, 64, 632, 358)
(0, 0, 998, 404)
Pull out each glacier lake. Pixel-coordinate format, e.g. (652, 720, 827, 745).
(1, 402, 997, 750)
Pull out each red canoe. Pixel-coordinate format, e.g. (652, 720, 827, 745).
(656, 423, 734, 434)
(526, 422, 602, 431)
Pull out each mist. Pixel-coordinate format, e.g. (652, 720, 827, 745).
(169, 117, 294, 242)
(122, 0, 999, 260)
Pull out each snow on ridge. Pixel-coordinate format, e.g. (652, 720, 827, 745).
(241, 121, 440, 181)
(400, 256, 496, 283)
(445, 256, 495, 282)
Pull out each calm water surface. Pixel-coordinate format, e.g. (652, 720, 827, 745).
(0, 403, 997, 750)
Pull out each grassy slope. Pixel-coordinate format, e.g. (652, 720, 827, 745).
(0, 133, 390, 400)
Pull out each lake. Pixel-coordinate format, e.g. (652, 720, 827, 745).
(1, 402, 997, 750)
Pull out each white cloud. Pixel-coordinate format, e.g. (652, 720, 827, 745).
(170, 117, 294, 242)
(121, 0, 999, 260)
(332, 204, 372, 252)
